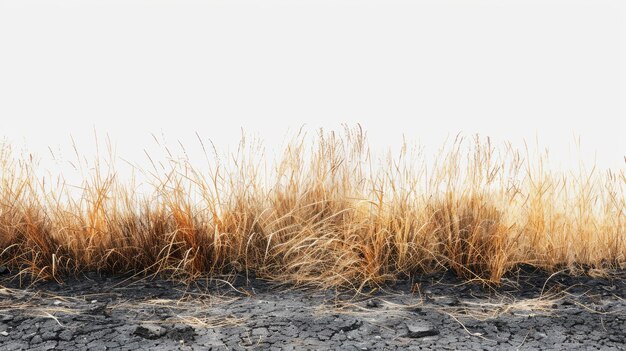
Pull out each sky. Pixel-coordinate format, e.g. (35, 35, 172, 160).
(0, 0, 624, 181)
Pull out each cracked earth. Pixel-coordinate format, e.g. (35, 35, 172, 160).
(1, 266, 625, 350)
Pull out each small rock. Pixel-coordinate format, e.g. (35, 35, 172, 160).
(0, 331, 8, 336)
(53, 300, 62, 306)
(439, 297, 460, 306)
(366, 298, 382, 308)
(133, 324, 167, 340)
(406, 322, 439, 338)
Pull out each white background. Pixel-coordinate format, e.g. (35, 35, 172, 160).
(0, 0, 624, 179)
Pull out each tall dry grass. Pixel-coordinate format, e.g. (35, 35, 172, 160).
(0, 126, 624, 289)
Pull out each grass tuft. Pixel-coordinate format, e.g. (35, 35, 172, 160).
(0, 127, 623, 288)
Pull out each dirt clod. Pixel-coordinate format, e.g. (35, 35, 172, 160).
(406, 322, 439, 338)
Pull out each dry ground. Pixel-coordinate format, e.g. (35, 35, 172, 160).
(1, 266, 625, 350)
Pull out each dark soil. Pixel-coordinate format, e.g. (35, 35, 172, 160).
(1, 266, 625, 350)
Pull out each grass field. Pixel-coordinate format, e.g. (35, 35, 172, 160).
(1, 127, 624, 289)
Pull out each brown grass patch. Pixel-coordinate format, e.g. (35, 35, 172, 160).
(0, 126, 623, 288)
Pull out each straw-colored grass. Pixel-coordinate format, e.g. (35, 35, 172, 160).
(0, 126, 624, 289)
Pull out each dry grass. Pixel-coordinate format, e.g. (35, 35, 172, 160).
(0, 126, 624, 289)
